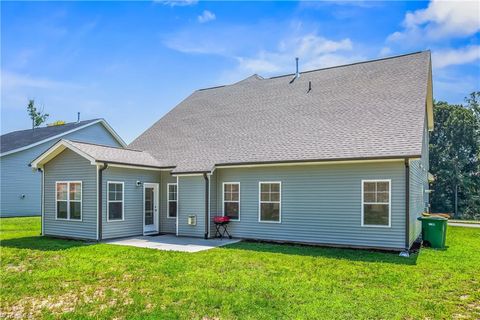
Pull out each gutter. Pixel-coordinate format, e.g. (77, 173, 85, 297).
(98, 163, 108, 241)
(203, 173, 209, 239)
(405, 158, 410, 250)
(214, 155, 421, 168)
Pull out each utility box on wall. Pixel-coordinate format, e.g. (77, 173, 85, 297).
(188, 215, 197, 226)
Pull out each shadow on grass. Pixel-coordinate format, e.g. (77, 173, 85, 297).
(222, 241, 419, 265)
(1, 236, 90, 251)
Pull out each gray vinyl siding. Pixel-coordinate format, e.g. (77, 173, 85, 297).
(43, 149, 97, 240)
(177, 175, 206, 237)
(0, 122, 122, 217)
(214, 161, 406, 250)
(409, 117, 430, 246)
(102, 167, 161, 239)
(160, 171, 177, 234)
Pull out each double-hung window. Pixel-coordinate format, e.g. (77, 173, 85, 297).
(56, 181, 82, 220)
(167, 183, 177, 218)
(259, 182, 281, 223)
(223, 182, 240, 220)
(108, 182, 124, 221)
(362, 180, 391, 227)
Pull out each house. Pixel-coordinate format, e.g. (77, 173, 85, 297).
(31, 51, 433, 251)
(0, 119, 126, 217)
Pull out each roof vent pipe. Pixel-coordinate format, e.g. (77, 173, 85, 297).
(290, 57, 300, 84)
(295, 57, 300, 78)
(77, 112, 80, 123)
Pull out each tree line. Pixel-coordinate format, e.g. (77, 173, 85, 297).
(430, 92, 480, 220)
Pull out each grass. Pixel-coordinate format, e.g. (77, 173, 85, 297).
(1, 217, 479, 319)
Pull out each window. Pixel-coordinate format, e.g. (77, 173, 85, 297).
(223, 182, 240, 220)
(259, 182, 281, 223)
(167, 183, 177, 218)
(56, 181, 82, 220)
(362, 180, 391, 227)
(108, 182, 124, 221)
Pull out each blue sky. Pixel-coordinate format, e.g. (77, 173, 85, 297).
(2, 1, 479, 143)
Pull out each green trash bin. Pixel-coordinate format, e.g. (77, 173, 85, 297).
(417, 216, 448, 249)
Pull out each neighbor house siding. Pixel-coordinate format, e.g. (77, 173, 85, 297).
(160, 171, 176, 234)
(409, 116, 429, 246)
(102, 167, 161, 239)
(43, 149, 97, 240)
(177, 175, 206, 237)
(0, 122, 122, 217)
(214, 161, 406, 250)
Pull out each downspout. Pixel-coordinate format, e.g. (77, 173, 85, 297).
(203, 173, 209, 239)
(38, 168, 44, 236)
(98, 163, 108, 241)
(405, 158, 410, 250)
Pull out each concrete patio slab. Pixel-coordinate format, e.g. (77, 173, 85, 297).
(104, 234, 240, 252)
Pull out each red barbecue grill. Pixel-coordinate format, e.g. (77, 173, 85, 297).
(214, 216, 232, 239)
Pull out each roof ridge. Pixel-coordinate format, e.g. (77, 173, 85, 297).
(66, 139, 144, 153)
(0, 118, 102, 137)
(269, 50, 429, 79)
(197, 84, 227, 92)
(193, 51, 429, 92)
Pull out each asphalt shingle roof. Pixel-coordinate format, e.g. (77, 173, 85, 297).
(66, 140, 168, 168)
(0, 119, 100, 154)
(129, 51, 431, 173)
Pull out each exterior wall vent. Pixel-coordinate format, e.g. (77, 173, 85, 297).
(188, 215, 197, 226)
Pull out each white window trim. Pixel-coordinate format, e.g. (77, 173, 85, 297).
(55, 181, 83, 221)
(258, 181, 282, 223)
(167, 183, 177, 219)
(222, 182, 240, 221)
(107, 181, 125, 222)
(361, 179, 392, 228)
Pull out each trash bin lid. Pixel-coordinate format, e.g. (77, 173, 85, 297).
(418, 216, 447, 221)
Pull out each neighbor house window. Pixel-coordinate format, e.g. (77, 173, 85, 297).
(259, 182, 281, 223)
(56, 181, 82, 220)
(362, 180, 391, 227)
(223, 182, 240, 220)
(108, 182, 124, 221)
(167, 183, 177, 218)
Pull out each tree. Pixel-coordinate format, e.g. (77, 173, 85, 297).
(27, 99, 49, 129)
(429, 92, 480, 220)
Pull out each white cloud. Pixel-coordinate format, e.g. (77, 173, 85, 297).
(388, 0, 480, 43)
(155, 0, 198, 6)
(235, 34, 356, 76)
(198, 10, 216, 23)
(432, 45, 480, 69)
(2, 71, 80, 90)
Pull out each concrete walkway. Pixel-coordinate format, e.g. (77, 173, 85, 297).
(104, 234, 240, 252)
(449, 222, 480, 228)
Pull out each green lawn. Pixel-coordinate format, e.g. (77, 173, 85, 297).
(1, 217, 479, 319)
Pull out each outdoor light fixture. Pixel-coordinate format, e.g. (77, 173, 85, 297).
(136, 181, 142, 187)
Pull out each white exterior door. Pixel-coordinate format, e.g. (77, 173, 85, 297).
(143, 183, 159, 234)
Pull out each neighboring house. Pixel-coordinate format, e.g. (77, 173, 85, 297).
(0, 119, 126, 217)
(31, 51, 433, 251)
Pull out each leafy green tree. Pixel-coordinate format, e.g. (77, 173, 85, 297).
(430, 92, 480, 220)
(27, 99, 49, 129)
